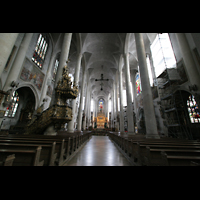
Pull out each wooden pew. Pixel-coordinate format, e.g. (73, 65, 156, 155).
(0, 154, 15, 166)
(137, 142, 200, 165)
(108, 131, 200, 166)
(2, 134, 73, 162)
(0, 139, 63, 165)
(0, 142, 57, 166)
(146, 147, 200, 166)
(0, 131, 92, 166)
(161, 151, 200, 166)
(190, 161, 200, 166)
(0, 146, 44, 166)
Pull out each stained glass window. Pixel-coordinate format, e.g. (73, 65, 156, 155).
(4, 91, 19, 117)
(136, 72, 142, 96)
(99, 99, 104, 112)
(187, 95, 200, 123)
(52, 59, 59, 81)
(32, 33, 48, 69)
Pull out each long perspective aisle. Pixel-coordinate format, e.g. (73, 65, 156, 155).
(63, 136, 132, 166)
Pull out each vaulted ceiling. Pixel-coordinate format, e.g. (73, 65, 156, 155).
(53, 33, 158, 102)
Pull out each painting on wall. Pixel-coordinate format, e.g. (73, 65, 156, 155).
(20, 59, 44, 91)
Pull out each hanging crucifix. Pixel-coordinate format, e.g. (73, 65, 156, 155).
(95, 73, 109, 91)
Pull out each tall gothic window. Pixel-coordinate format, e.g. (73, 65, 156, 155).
(52, 59, 59, 81)
(4, 91, 19, 117)
(187, 95, 200, 123)
(32, 33, 48, 69)
(136, 72, 142, 96)
(91, 98, 94, 112)
(99, 99, 104, 112)
(150, 33, 176, 77)
(69, 73, 74, 88)
(108, 99, 112, 112)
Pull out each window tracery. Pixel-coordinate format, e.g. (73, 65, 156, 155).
(4, 91, 19, 117)
(187, 95, 200, 123)
(32, 33, 48, 69)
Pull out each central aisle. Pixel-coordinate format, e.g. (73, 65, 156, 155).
(64, 136, 131, 166)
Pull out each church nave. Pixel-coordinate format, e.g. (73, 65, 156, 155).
(63, 136, 131, 166)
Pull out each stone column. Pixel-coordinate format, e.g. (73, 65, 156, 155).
(51, 33, 72, 107)
(135, 33, 160, 139)
(77, 67, 87, 132)
(0, 33, 19, 78)
(124, 53, 135, 134)
(55, 33, 72, 86)
(115, 72, 119, 131)
(112, 84, 115, 129)
(83, 80, 89, 130)
(87, 91, 91, 128)
(130, 69, 138, 129)
(3, 33, 33, 92)
(175, 33, 200, 90)
(67, 53, 82, 133)
(118, 59, 124, 133)
(39, 52, 56, 108)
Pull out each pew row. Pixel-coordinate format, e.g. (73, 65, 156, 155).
(108, 132, 200, 166)
(0, 131, 92, 166)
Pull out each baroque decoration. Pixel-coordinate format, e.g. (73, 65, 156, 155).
(25, 62, 78, 135)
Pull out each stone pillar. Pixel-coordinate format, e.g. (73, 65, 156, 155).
(118, 59, 124, 133)
(51, 33, 72, 107)
(3, 33, 33, 92)
(67, 53, 82, 133)
(86, 91, 91, 128)
(0, 33, 19, 78)
(135, 33, 160, 139)
(83, 80, 89, 130)
(115, 72, 119, 131)
(55, 33, 72, 86)
(112, 84, 115, 129)
(130, 69, 138, 129)
(124, 53, 135, 135)
(77, 67, 87, 132)
(175, 33, 200, 90)
(39, 52, 56, 108)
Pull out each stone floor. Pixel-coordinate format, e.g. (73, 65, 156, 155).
(63, 136, 132, 166)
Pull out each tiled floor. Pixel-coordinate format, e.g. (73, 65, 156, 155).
(63, 136, 131, 166)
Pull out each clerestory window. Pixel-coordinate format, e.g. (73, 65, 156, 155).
(150, 33, 176, 78)
(32, 33, 48, 69)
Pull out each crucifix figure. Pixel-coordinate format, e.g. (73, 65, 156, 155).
(95, 73, 109, 91)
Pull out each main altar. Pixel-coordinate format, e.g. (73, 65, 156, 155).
(94, 111, 108, 129)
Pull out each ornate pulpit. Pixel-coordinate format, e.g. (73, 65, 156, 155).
(25, 63, 78, 135)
